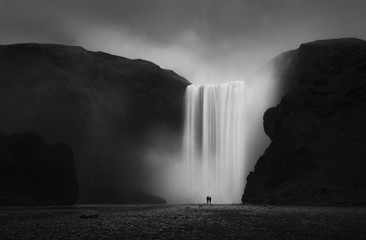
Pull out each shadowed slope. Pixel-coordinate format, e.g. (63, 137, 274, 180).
(0, 132, 77, 205)
(0, 43, 189, 204)
(243, 38, 366, 205)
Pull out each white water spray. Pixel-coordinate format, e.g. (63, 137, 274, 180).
(183, 81, 246, 203)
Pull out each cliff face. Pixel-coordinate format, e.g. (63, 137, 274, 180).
(0, 43, 190, 204)
(243, 38, 366, 205)
(0, 132, 77, 205)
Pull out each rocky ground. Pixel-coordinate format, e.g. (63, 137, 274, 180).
(0, 204, 365, 239)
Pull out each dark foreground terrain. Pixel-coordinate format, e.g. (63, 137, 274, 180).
(0, 205, 365, 240)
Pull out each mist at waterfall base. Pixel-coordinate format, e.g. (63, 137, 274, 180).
(183, 81, 246, 203)
(144, 69, 279, 204)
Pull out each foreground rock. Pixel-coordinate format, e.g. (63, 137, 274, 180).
(0, 132, 78, 205)
(243, 38, 366, 205)
(0, 43, 189, 204)
(0, 205, 365, 239)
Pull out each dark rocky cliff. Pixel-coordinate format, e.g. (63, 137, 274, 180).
(243, 38, 366, 205)
(0, 43, 189, 204)
(0, 132, 77, 205)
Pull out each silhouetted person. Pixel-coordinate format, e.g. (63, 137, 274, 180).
(206, 196, 209, 204)
(208, 196, 212, 204)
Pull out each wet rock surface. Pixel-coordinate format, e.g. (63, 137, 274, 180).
(243, 38, 366, 205)
(0, 205, 365, 240)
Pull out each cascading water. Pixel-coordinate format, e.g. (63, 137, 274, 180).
(183, 81, 246, 203)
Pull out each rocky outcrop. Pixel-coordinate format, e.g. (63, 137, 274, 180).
(0, 43, 189, 204)
(243, 38, 366, 205)
(0, 132, 78, 205)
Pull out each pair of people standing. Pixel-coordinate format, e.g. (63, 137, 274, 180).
(206, 196, 212, 204)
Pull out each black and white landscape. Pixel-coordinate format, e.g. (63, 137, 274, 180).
(1, 0, 366, 239)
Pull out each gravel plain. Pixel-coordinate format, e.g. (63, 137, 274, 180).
(0, 204, 365, 239)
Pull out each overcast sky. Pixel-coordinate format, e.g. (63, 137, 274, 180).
(1, 0, 366, 83)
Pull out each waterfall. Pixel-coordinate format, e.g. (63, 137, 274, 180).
(183, 81, 246, 203)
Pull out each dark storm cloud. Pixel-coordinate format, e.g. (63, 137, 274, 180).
(1, 0, 366, 82)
